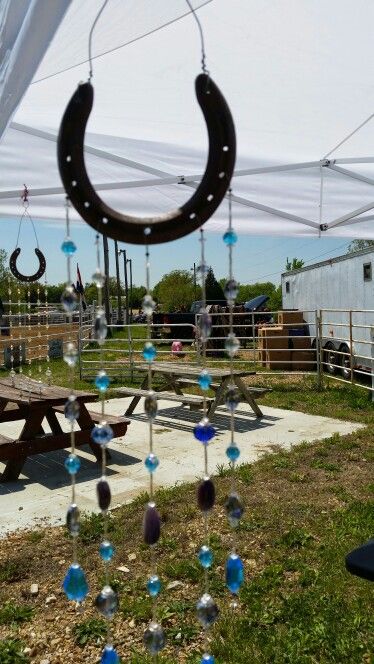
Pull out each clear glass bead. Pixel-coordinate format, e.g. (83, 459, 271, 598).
(61, 238, 77, 256)
(64, 395, 80, 422)
(45, 368, 52, 385)
(196, 593, 219, 627)
(143, 342, 156, 363)
(224, 279, 239, 304)
(147, 575, 161, 597)
(193, 417, 216, 445)
(144, 391, 157, 420)
(99, 540, 115, 561)
(198, 370, 212, 390)
(143, 622, 166, 654)
(223, 229, 237, 246)
(94, 309, 107, 345)
(61, 286, 78, 312)
(63, 342, 78, 367)
(95, 370, 110, 391)
(144, 453, 159, 473)
(225, 333, 240, 357)
(226, 553, 244, 593)
(66, 503, 80, 537)
(62, 563, 88, 602)
(91, 422, 114, 446)
(197, 263, 209, 276)
(198, 545, 213, 568)
(64, 453, 81, 475)
(225, 386, 240, 411)
(95, 585, 118, 619)
(92, 269, 105, 288)
(101, 645, 119, 664)
(198, 310, 212, 340)
(142, 294, 156, 316)
(226, 444, 240, 462)
(225, 493, 244, 528)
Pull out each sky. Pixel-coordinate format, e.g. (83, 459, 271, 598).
(1, 216, 351, 291)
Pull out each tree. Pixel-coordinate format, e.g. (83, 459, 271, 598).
(285, 257, 304, 271)
(238, 281, 276, 303)
(205, 267, 224, 300)
(153, 270, 201, 312)
(129, 285, 147, 309)
(347, 239, 374, 254)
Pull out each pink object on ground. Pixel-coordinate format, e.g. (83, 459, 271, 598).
(171, 341, 183, 355)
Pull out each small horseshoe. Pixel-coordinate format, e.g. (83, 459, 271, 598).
(9, 247, 46, 282)
(57, 73, 236, 245)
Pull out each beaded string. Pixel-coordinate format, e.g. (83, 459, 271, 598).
(8, 277, 15, 386)
(223, 190, 244, 603)
(61, 198, 89, 607)
(141, 227, 166, 658)
(90, 233, 120, 664)
(194, 229, 218, 664)
(45, 273, 52, 386)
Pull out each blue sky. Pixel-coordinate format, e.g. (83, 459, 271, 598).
(1, 217, 351, 290)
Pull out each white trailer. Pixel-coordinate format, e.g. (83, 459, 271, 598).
(281, 248, 374, 379)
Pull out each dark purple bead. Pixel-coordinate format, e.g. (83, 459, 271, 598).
(97, 478, 111, 511)
(197, 477, 216, 512)
(143, 502, 161, 545)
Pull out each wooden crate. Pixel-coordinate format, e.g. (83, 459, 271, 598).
(278, 310, 304, 326)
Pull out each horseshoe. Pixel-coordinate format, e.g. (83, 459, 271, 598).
(57, 73, 236, 245)
(9, 247, 46, 282)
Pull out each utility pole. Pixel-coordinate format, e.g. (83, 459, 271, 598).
(114, 240, 123, 328)
(127, 258, 133, 322)
(191, 262, 197, 300)
(118, 249, 129, 324)
(102, 235, 112, 336)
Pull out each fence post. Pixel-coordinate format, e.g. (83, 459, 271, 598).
(349, 310, 354, 384)
(251, 313, 256, 372)
(315, 310, 322, 390)
(317, 311, 324, 390)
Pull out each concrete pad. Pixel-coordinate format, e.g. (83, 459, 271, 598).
(0, 397, 363, 536)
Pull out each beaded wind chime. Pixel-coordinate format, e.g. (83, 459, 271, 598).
(56, 1, 237, 660)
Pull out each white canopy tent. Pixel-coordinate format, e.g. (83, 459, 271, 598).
(1, 0, 374, 239)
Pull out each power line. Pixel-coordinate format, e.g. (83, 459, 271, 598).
(252, 241, 351, 282)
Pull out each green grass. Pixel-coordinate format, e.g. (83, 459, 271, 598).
(0, 602, 34, 626)
(72, 618, 107, 646)
(0, 639, 28, 663)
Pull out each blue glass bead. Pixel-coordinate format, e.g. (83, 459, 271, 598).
(226, 444, 240, 462)
(144, 453, 159, 473)
(91, 423, 114, 446)
(194, 417, 216, 445)
(64, 453, 81, 475)
(198, 370, 212, 390)
(101, 644, 119, 664)
(143, 342, 157, 362)
(198, 545, 213, 569)
(61, 238, 77, 256)
(99, 540, 115, 561)
(64, 395, 80, 422)
(201, 655, 215, 664)
(95, 370, 110, 391)
(223, 229, 237, 246)
(147, 574, 161, 597)
(62, 563, 88, 601)
(226, 553, 244, 593)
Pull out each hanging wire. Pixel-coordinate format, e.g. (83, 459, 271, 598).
(15, 186, 40, 249)
(88, 0, 110, 80)
(185, 0, 209, 73)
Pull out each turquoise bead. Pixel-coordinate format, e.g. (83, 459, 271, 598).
(61, 238, 77, 256)
(226, 553, 244, 593)
(198, 545, 213, 568)
(101, 645, 119, 664)
(147, 574, 161, 597)
(194, 418, 215, 445)
(223, 229, 237, 246)
(99, 540, 115, 561)
(143, 342, 157, 362)
(64, 453, 81, 475)
(62, 563, 88, 601)
(198, 370, 212, 390)
(144, 453, 159, 473)
(201, 655, 215, 664)
(226, 444, 240, 462)
(95, 370, 110, 391)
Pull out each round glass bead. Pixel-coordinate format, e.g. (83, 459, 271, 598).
(94, 309, 107, 345)
(95, 370, 110, 391)
(143, 342, 157, 362)
(143, 622, 166, 654)
(62, 563, 88, 602)
(225, 492, 244, 528)
(198, 545, 213, 568)
(143, 502, 161, 545)
(142, 294, 156, 316)
(61, 238, 77, 256)
(196, 593, 219, 628)
(97, 478, 111, 511)
(61, 286, 78, 312)
(45, 368, 52, 384)
(65, 453, 81, 475)
(225, 333, 240, 357)
(66, 503, 80, 537)
(197, 262, 209, 276)
(91, 422, 114, 446)
(101, 645, 119, 664)
(194, 417, 216, 445)
(198, 369, 212, 390)
(63, 342, 78, 367)
(64, 394, 80, 422)
(224, 279, 239, 303)
(99, 540, 115, 561)
(92, 269, 105, 288)
(226, 444, 240, 462)
(197, 477, 216, 512)
(198, 310, 212, 340)
(95, 585, 118, 619)
(201, 655, 215, 664)
(223, 229, 237, 246)
(144, 453, 159, 473)
(144, 391, 157, 420)
(225, 386, 240, 412)
(147, 575, 161, 597)
(226, 553, 244, 594)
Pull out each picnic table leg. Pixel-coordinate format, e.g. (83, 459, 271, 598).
(76, 403, 108, 463)
(207, 377, 231, 418)
(125, 373, 150, 415)
(2, 408, 45, 482)
(45, 409, 63, 435)
(234, 376, 263, 418)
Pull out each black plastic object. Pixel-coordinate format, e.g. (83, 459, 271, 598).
(345, 539, 374, 582)
(57, 74, 236, 245)
(9, 247, 46, 282)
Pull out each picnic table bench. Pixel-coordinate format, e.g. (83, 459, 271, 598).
(0, 375, 130, 482)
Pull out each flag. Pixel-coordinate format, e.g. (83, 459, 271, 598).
(76, 264, 87, 310)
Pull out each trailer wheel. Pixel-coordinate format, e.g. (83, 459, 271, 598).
(340, 344, 352, 380)
(324, 343, 339, 375)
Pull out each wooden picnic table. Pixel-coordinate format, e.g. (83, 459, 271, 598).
(121, 362, 267, 419)
(0, 375, 130, 482)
